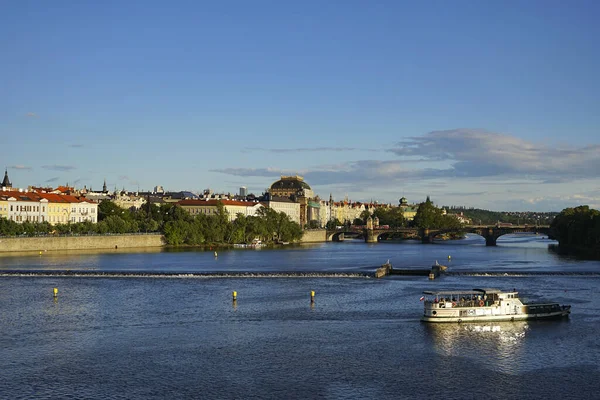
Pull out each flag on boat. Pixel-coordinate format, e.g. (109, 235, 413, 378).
(419, 296, 425, 301)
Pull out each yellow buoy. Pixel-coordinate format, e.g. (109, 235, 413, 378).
(448, 255, 451, 260)
(232, 291, 237, 301)
(310, 290, 315, 302)
(53, 288, 58, 297)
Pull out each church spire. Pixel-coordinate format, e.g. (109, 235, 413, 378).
(1, 168, 11, 188)
(102, 179, 107, 193)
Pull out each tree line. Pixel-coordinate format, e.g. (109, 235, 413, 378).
(0, 201, 303, 246)
(550, 205, 600, 258)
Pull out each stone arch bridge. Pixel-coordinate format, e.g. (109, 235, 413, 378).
(326, 225, 552, 246)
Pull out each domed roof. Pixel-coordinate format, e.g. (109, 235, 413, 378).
(270, 175, 311, 191)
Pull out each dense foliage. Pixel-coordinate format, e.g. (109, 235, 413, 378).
(550, 206, 600, 253)
(445, 206, 557, 226)
(413, 197, 463, 229)
(0, 201, 304, 246)
(372, 207, 406, 228)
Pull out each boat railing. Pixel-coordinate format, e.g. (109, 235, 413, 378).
(425, 299, 492, 308)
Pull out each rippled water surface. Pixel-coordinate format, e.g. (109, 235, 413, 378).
(1, 235, 599, 399)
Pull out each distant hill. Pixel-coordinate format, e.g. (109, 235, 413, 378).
(443, 206, 557, 226)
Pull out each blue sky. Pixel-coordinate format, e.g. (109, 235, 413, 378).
(2, 0, 599, 211)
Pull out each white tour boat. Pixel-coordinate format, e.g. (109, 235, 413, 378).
(421, 288, 571, 323)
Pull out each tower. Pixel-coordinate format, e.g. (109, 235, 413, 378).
(102, 179, 107, 193)
(1, 168, 12, 188)
(329, 193, 333, 221)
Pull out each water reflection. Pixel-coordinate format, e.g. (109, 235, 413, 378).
(425, 322, 529, 374)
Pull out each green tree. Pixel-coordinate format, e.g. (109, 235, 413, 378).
(551, 205, 600, 248)
(413, 197, 440, 228)
(326, 219, 343, 230)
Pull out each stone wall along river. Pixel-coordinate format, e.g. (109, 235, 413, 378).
(0, 234, 165, 253)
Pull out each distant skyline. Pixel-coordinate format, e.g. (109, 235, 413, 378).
(2, 1, 599, 211)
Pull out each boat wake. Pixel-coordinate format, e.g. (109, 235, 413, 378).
(0, 270, 373, 279)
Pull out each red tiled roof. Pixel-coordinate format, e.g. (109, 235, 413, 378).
(0, 190, 42, 201)
(178, 199, 261, 207)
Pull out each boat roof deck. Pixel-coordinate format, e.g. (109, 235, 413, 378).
(423, 288, 508, 296)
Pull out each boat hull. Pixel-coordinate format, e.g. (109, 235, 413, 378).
(422, 308, 570, 323)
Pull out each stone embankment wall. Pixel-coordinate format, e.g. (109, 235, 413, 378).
(0, 234, 165, 253)
(301, 229, 326, 243)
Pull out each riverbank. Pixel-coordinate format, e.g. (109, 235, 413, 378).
(0, 229, 327, 255)
(549, 244, 600, 260)
(0, 234, 165, 253)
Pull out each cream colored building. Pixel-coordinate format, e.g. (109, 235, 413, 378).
(4, 190, 46, 223)
(178, 199, 263, 221)
(0, 189, 98, 225)
(260, 196, 301, 224)
(0, 194, 8, 220)
(37, 193, 98, 224)
(399, 197, 418, 221)
(113, 192, 146, 210)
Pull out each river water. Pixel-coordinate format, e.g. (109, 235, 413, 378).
(1, 234, 599, 399)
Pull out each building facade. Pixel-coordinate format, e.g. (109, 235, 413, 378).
(178, 199, 263, 221)
(0, 189, 98, 224)
(260, 195, 301, 224)
(399, 197, 418, 221)
(268, 176, 319, 227)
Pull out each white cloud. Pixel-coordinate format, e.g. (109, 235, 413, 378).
(10, 165, 32, 170)
(212, 128, 600, 210)
(387, 129, 600, 180)
(42, 165, 76, 172)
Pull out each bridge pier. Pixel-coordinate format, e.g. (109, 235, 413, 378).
(483, 228, 497, 246)
(420, 228, 432, 244)
(485, 236, 497, 246)
(365, 229, 378, 243)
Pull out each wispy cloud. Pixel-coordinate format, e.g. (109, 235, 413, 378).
(212, 129, 600, 210)
(10, 165, 32, 171)
(26, 112, 38, 118)
(216, 130, 600, 186)
(210, 167, 306, 177)
(242, 146, 380, 153)
(42, 165, 76, 172)
(387, 129, 600, 180)
(69, 144, 84, 148)
(45, 177, 59, 182)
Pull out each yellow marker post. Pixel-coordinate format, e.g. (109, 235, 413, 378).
(232, 291, 237, 301)
(53, 288, 58, 298)
(448, 255, 451, 260)
(310, 290, 315, 303)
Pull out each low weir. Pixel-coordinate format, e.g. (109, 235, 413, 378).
(375, 261, 447, 279)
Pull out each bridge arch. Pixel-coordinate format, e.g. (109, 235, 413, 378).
(326, 225, 552, 246)
(327, 230, 365, 242)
